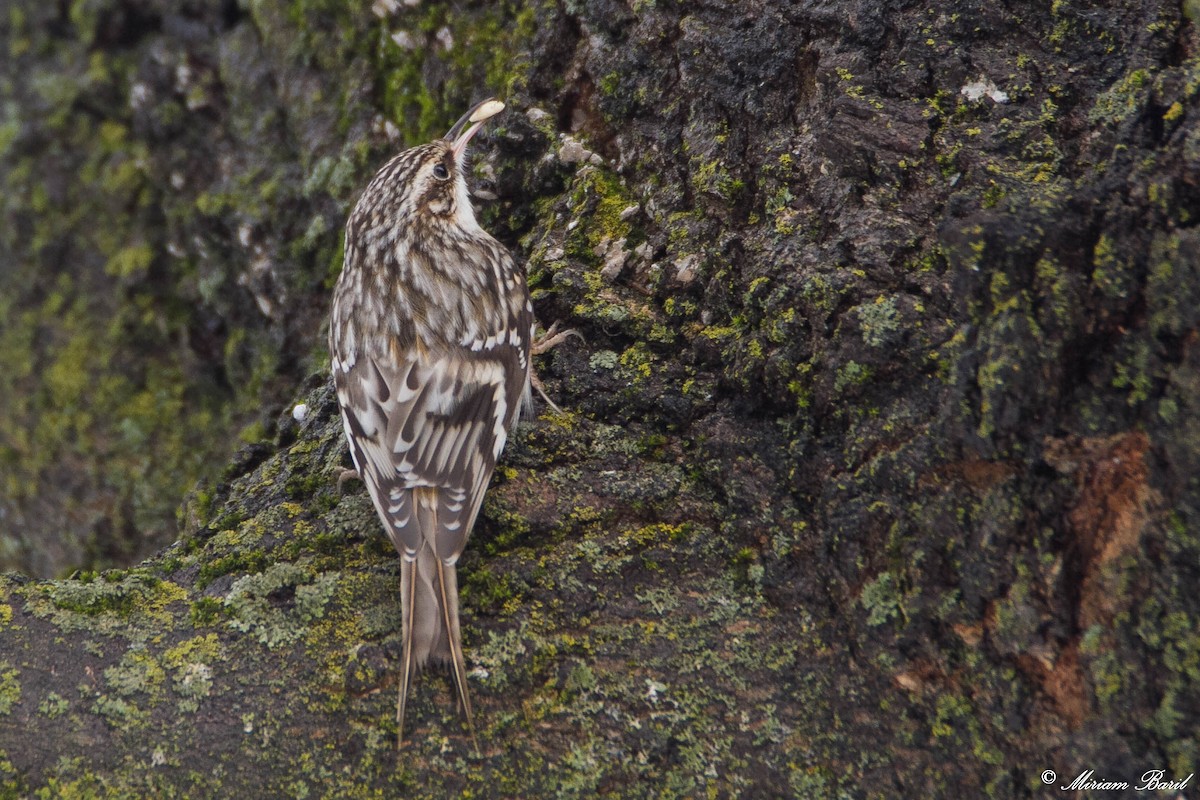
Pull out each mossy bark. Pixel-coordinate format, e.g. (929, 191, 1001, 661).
(2, 0, 1199, 796)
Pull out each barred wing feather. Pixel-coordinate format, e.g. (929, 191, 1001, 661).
(333, 349, 515, 564)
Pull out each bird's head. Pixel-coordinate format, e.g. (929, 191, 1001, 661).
(353, 98, 505, 239)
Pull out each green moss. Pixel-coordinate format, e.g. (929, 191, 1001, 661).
(617, 342, 655, 380)
(461, 565, 521, 615)
(172, 661, 214, 712)
(858, 296, 901, 347)
(1089, 649, 1130, 708)
(0, 665, 19, 715)
(91, 693, 148, 728)
(104, 242, 154, 278)
(1111, 336, 1153, 406)
(373, 3, 537, 142)
(1033, 255, 1076, 329)
(764, 186, 795, 234)
(689, 157, 744, 204)
(1089, 68, 1150, 125)
(36, 693, 68, 719)
(989, 570, 1038, 648)
(479, 494, 533, 555)
(189, 597, 227, 627)
(1091, 232, 1132, 299)
(224, 563, 340, 649)
(197, 535, 271, 587)
(566, 168, 636, 255)
(1147, 232, 1189, 336)
(104, 649, 166, 699)
(37, 572, 187, 623)
(860, 572, 905, 626)
(834, 360, 873, 394)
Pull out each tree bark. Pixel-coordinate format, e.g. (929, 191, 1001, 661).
(1, 0, 1198, 796)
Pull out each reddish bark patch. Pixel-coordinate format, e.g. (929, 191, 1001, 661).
(1046, 431, 1154, 630)
(1018, 641, 1090, 729)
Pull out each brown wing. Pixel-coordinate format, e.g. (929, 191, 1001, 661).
(333, 344, 525, 563)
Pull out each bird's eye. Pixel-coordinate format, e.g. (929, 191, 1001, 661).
(432, 163, 450, 181)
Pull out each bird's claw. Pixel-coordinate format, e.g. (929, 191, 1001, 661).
(336, 468, 361, 492)
(530, 321, 580, 413)
(532, 321, 582, 356)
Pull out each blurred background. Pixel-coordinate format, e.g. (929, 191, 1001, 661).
(0, 0, 529, 576)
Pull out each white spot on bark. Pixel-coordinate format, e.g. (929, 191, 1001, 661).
(961, 77, 1009, 104)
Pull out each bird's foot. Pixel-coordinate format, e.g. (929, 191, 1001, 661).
(336, 468, 361, 492)
(531, 372, 562, 414)
(531, 322, 582, 413)
(531, 320, 582, 356)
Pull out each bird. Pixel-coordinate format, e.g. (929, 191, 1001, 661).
(328, 98, 532, 746)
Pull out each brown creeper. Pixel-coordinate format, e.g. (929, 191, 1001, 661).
(328, 98, 532, 745)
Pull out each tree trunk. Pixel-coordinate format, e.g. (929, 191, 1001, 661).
(1, 0, 1198, 796)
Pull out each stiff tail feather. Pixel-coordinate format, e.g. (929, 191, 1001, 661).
(435, 556, 477, 748)
(396, 489, 476, 747)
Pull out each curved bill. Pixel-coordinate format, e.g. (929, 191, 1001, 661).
(445, 98, 505, 160)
